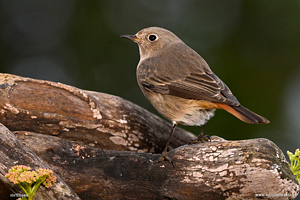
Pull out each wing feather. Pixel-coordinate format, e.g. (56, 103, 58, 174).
(137, 42, 240, 106)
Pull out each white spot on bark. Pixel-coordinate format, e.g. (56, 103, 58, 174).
(181, 177, 192, 183)
(110, 132, 126, 138)
(92, 108, 102, 119)
(110, 136, 128, 146)
(128, 134, 139, 142)
(128, 146, 138, 151)
(109, 157, 115, 161)
(219, 170, 228, 177)
(137, 149, 148, 153)
(4, 103, 19, 114)
(211, 146, 217, 151)
(88, 101, 102, 119)
(117, 119, 127, 124)
(193, 172, 203, 178)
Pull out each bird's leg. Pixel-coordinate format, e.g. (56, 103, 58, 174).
(153, 122, 177, 166)
(188, 123, 211, 144)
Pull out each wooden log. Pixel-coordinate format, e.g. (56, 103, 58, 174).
(12, 131, 300, 200)
(0, 73, 195, 153)
(0, 73, 298, 199)
(0, 124, 81, 200)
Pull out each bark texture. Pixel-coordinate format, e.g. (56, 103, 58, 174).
(0, 73, 298, 200)
(0, 124, 80, 200)
(0, 73, 195, 153)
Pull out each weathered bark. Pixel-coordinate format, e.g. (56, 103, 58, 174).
(10, 131, 300, 200)
(0, 73, 195, 153)
(0, 124, 80, 200)
(0, 73, 298, 200)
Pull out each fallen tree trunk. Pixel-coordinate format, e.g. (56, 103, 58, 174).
(0, 73, 298, 199)
(0, 73, 195, 153)
(12, 131, 300, 200)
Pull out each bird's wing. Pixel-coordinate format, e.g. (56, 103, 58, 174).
(137, 43, 240, 106)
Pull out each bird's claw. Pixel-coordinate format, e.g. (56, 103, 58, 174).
(151, 151, 175, 167)
(189, 134, 211, 144)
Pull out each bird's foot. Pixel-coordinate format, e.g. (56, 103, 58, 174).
(151, 150, 174, 167)
(188, 134, 211, 144)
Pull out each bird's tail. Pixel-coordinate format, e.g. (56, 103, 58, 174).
(215, 103, 270, 124)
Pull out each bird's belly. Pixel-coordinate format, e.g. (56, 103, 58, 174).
(143, 91, 217, 126)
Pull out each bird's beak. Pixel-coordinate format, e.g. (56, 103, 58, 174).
(121, 35, 140, 42)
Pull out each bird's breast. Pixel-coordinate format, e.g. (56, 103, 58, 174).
(141, 89, 217, 126)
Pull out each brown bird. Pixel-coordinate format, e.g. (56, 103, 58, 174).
(121, 27, 269, 164)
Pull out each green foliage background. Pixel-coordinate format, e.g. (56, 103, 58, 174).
(0, 2, 299, 186)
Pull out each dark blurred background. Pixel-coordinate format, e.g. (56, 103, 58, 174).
(0, 0, 299, 184)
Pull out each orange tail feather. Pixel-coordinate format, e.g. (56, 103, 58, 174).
(215, 103, 270, 124)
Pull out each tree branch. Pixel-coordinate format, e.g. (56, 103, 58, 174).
(0, 73, 195, 153)
(0, 73, 298, 199)
(12, 131, 300, 200)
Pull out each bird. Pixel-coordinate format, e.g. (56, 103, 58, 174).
(121, 27, 269, 164)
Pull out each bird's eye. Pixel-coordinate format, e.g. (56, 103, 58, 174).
(148, 34, 157, 42)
